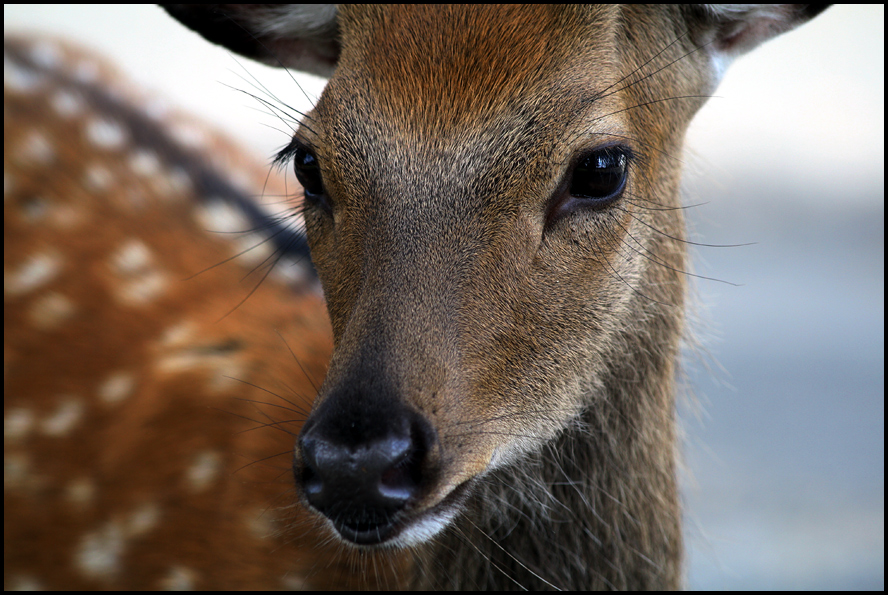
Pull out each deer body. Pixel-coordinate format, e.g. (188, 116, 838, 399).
(3, 35, 362, 590)
(6, 4, 827, 590)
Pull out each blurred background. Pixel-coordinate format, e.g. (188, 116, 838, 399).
(5, 5, 883, 590)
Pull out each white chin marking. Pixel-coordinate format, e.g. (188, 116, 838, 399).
(331, 502, 463, 549)
(388, 504, 462, 547)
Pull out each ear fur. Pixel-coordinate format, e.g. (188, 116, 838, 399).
(162, 4, 340, 77)
(163, 4, 829, 84)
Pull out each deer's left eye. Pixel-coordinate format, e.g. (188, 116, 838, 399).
(570, 148, 628, 203)
(546, 146, 631, 226)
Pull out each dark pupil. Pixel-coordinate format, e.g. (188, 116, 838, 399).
(294, 147, 324, 196)
(571, 150, 627, 200)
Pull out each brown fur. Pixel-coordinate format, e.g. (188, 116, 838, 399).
(303, 7, 693, 588)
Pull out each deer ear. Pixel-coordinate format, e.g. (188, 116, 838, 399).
(686, 4, 830, 84)
(162, 4, 340, 78)
(692, 4, 830, 56)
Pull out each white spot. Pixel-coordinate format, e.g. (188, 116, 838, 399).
(29, 291, 76, 329)
(143, 96, 173, 122)
(4, 56, 45, 93)
(72, 58, 100, 85)
(41, 397, 85, 437)
(245, 507, 276, 539)
(280, 574, 310, 590)
(98, 372, 136, 405)
(154, 348, 244, 395)
(170, 122, 208, 150)
(158, 566, 198, 591)
(76, 521, 125, 580)
(194, 200, 249, 234)
(234, 232, 273, 266)
(155, 166, 193, 200)
(127, 502, 161, 536)
(208, 363, 245, 393)
(5, 408, 35, 442)
(5, 251, 63, 296)
(85, 117, 127, 150)
(111, 239, 152, 274)
(51, 89, 86, 118)
(17, 131, 56, 166)
(116, 273, 169, 306)
(158, 321, 196, 348)
(129, 150, 161, 177)
(109, 240, 169, 305)
(186, 450, 222, 493)
(66, 477, 96, 506)
(83, 163, 114, 192)
(270, 255, 311, 287)
(156, 350, 198, 375)
(28, 39, 62, 69)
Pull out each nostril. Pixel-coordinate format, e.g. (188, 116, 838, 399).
(379, 465, 414, 501)
(299, 432, 417, 505)
(296, 407, 436, 543)
(300, 459, 323, 498)
(378, 443, 423, 502)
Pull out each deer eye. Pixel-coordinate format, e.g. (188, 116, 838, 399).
(570, 147, 628, 204)
(546, 146, 631, 226)
(292, 145, 328, 207)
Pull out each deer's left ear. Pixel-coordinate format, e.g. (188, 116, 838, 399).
(162, 4, 341, 77)
(684, 4, 830, 82)
(690, 4, 830, 55)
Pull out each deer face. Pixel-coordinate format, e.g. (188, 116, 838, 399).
(290, 5, 701, 546)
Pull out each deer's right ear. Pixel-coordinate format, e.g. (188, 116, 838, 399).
(162, 4, 340, 77)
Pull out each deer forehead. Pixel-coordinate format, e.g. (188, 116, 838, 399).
(318, 6, 622, 143)
(304, 5, 706, 190)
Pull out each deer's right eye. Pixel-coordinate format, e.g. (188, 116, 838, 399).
(292, 145, 328, 207)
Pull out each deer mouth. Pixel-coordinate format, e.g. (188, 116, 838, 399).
(326, 477, 477, 547)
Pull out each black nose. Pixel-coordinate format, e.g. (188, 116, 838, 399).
(297, 395, 436, 545)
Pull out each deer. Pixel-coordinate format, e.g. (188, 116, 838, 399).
(5, 4, 828, 590)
